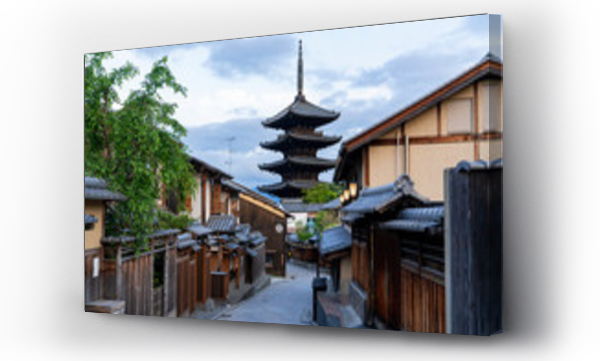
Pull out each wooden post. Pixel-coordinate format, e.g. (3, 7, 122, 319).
(115, 244, 123, 300)
(445, 164, 502, 335)
(163, 237, 170, 316)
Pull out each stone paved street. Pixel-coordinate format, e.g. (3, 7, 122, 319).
(214, 260, 318, 326)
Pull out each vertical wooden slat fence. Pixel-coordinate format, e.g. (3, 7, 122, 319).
(445, 161, 502, 335)
(100, 230, 179, 317)
(84, 248, 102, 303)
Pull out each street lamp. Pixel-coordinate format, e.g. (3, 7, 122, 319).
(349, 182, 358, 199)
(343, 189, 350, 203)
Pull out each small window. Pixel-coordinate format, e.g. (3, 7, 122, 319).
(447, 99, 473, 134)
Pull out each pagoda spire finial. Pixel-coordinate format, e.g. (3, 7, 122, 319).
(297, 39, 304, 100)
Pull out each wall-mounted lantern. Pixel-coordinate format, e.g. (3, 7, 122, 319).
(349, 182, 358, 199)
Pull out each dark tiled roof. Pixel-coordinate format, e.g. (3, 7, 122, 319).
(455, 158, 503, 172)
(342, 175, 429, 220)
(378, 205, 444, 235)
(319, 225, 352, 256)
(101, 229, 179, 245)
(225, 243, 240, 251)
(85, 214, 98, 225)
(188, 154, 233, 179)
(257, 180, 322, 198)
(221, 179, 244, 194)
(281, 199, 323, 213)
(177, 234, 201, 251)
(249, 231, 266, 246)
(84, 176, 126, 202)
(261, 132, 341, 151)
(262, 97, 340, 130)
(320, 198, 341, 211)
(101, 235, 136, 245)
(223, 179, 290, 217)
(234, 224, 251, 242)
(259, 156, 336, 173)
(206, 215, 237, 233)
(187, 223, 214, 237)
(147, 229, 180, 239)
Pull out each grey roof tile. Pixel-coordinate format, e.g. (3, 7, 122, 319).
(320, 198, 341, 211)
(187, 223, 214, 237)
(342, 175, 429, 221)
(262, 98, 340, 129)
(281, 198, 323, 213)
(206, 215, 237, 233)
(319, 226, 351, 256)
(378, 205, 444, 235)
(84, 176, 126, 202)
(455, 158, 503, 172)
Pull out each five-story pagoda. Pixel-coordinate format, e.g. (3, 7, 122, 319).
(258, 41, 341, 199)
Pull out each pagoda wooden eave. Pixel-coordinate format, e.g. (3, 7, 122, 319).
(257, 180, 322, 198)
(259, 156, 336, 174)
(262, 97, 340, 130)
(260, 132, 342, 152)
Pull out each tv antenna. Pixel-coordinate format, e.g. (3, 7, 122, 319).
(225, 136, 236, 173)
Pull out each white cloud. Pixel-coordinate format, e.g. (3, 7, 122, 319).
(97, 15, 495, 187)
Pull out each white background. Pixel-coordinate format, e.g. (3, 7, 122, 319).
(1, 1, 599, 360)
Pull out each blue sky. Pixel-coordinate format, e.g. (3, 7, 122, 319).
(107, 14, 501, 191)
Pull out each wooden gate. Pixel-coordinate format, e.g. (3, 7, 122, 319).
(398, 233, 445, 333)
(197, 245, 211, 305)
(373, 229, 445, 333)
(121, 253, 153, 315)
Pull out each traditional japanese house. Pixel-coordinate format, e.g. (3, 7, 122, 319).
(319, 225, 352, 294)
(84, 176, 126, 313)
(169, 155, 234, 223)
(341, 175, 445, 330)
(226, 179, 290, 276)
(204, 214, 238, 299)
(334, 53, 503, 201)
(314, 225, 364, 328)
(280, 199, 322, 233)
(258, 40, 341, 199)
(228, 224, 269, 301)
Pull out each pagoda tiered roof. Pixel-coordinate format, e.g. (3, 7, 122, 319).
(259, 156, 336, 174)
(261, 132, 341, 152)
(262, 96, 340, 130)
(257, 180, 322, 199)
(258, 40, 341, 199)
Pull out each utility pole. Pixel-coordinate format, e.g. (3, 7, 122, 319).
(225, 136, 235, 174)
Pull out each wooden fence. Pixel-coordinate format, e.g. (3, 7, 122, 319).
(372, 229, 446, 333)
(101, 231, 179, 317)
(84, 248, 102, 303)
(445, 161, 502, 335)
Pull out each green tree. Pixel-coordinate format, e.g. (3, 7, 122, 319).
(302, 183, 342, 204)
(85, 52, 197, 249)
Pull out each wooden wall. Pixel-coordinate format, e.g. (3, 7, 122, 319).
(239, 197, 287, 276)
(445, 165, 502, 335)
(351, 224, 446, 333)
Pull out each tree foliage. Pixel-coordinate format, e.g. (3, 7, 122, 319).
(302, 183, 342, 204)
(85, 52, 197, 249)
